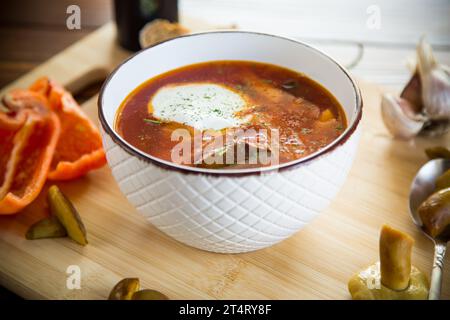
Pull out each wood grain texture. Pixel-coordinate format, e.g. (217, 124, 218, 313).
(0, 0, 112, 88)
(0, 0, 112, 27)
(0, 23, 449, 300)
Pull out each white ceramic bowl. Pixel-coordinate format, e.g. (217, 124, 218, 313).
(99, 31, 362, 253)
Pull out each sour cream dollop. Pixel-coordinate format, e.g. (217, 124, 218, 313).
(149, 83, 248, 130)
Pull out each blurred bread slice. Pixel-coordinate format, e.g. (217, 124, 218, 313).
(139, 19, 189, 48)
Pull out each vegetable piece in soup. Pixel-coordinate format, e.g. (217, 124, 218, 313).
(116, 60, 347, 169)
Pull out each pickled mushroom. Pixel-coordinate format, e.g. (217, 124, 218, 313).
(379, 224, 414, 290)
(108, 278, 140, 300)
(418, 187, 450, 239)
(435, 169, 450, 192)
(425, 146, 450, 160)
(348, 262, 428, 300)
(132, 289, 169, 300)
(348, 225, 429, 300)
(108, 278, 169, 300)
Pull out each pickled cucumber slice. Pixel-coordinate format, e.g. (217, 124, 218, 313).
(47, 185, 88, 246)
(26, 216, 67, 240)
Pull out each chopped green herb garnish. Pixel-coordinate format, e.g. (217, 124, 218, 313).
(336, 124, 344, 131)
(282, 79, 298, 90)
(143, 118, 161, 124)
(301, 128, 312, 134)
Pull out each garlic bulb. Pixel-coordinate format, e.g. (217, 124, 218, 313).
(381, 93, 425, 139)
(381, 38, 450, 139)
(417, 37, 450, 120)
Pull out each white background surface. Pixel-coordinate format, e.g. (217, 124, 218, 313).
(180, 0, 450, 91)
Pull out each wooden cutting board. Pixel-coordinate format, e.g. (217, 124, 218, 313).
(0, 22, 449, 300)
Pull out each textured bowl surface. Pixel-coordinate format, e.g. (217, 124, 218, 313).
(99, 31, 362, 253)
(102, 128, 360, 253)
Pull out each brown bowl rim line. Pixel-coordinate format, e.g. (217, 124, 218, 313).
(98, 30, 363, 177)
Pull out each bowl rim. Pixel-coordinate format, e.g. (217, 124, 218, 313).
(98, 30, 363, 176)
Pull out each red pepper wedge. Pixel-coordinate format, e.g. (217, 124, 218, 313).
(29, 77, 106, 180)
(0, 124, 21, 200)
(0, 91, 60, 214)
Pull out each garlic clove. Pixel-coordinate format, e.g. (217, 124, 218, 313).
(400, 70, 423, 113)
(416, 37, 450, 120)
(381, 93, 425, 139)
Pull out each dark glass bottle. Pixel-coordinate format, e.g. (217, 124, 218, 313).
(114, 0, 179, 51)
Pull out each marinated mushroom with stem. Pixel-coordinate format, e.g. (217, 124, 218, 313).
(108, 278, 169, 300)
(132, 289, 169, 300)
(108, 278, 140, 300)
(348, 225, 429, 300)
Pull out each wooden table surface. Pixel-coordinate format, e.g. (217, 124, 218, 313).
(0, 0, 449, 300)
(0, 0, 112, 88)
